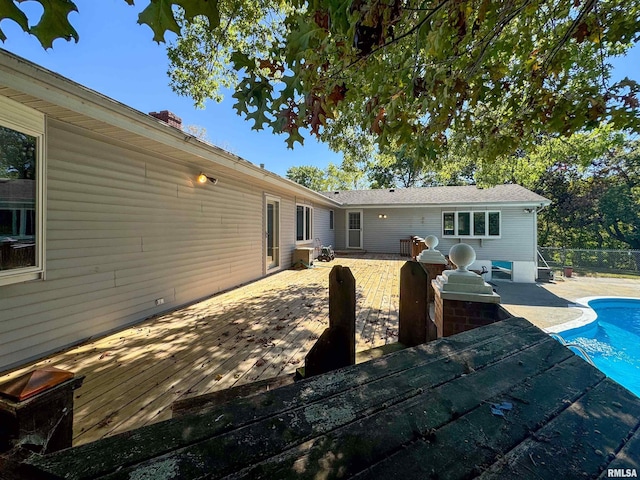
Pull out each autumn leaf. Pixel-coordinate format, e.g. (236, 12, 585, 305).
(258, 59, 284, 75)
(572, 21, 590, 43)
(371, 108, 386, 135)
(327, 83, 347, 105)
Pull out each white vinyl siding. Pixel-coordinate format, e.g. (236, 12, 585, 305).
(0, 119, 283, 370)
(332, 207, 535, 262)
(313, 206, 335, 252)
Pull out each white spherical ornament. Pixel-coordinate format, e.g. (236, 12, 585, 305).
(449, 243, 476, 271)
(425, 235, 439, 250)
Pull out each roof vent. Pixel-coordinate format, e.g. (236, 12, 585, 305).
(334, 191, 339, 194)
(389, 188, 395, 192)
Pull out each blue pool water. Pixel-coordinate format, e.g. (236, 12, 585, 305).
(559, 298, 640, 397)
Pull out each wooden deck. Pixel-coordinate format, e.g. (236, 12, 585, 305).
(0, 254, 403, 446)
(23, 316, 640, 479)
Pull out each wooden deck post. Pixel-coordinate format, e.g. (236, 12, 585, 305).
(399, 261, 430, 347)
(0, 368, 84, 454)
(304, 265, 356, 377)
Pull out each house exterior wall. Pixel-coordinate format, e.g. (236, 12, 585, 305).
(333, 206, 538, 282)
(335, 208, 346, 250)
(0, 118, 328, 372)
(312, 206, 335, 252)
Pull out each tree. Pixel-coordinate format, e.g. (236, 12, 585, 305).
(286, 162, 369, 191)
(166, 1, 289, 107)
(368, 145, 436, 188)
(286, 165, 326, 190)
(592, 140, 640, 250)
(324, 162, 369, 190)
(2, 0, 639, 163)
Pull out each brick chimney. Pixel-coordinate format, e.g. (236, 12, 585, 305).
(149, 110, 182, 130)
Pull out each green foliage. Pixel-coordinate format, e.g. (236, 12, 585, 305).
(286, 161, 369, 191)
(286, 165, 326, 190)
(325, 162, 369, 190)
(0, 0, 29, 42)
(1, 0, 78, 48)
(524, 135, 639, 251)
(368, 144, 437, 188)
(166, 1, 288, 107)
(593, 140, 640, 249)
(5, 0, 638, 160)
(137, 0, 181, 42)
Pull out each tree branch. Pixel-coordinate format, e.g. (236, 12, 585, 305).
(542, 0, 598, 70)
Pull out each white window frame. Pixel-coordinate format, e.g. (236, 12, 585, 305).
(0, 96, 46, 286)
(296, 204, 314, 243)
(442, 211, 501, 239)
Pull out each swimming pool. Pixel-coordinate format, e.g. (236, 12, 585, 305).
(556, 298, 640, 397)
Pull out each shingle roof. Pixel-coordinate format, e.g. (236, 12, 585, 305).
(320, 184, 550, 206)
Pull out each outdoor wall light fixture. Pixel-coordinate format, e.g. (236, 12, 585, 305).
(378, 214, 387, 219)
(523, 208, 534, 214)
(197, 173, 218, 185)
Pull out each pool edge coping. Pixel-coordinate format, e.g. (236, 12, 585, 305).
(543, 296, 640, 334)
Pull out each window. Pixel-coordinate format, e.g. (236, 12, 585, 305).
(442, 211, 500, 238)
(348, 211, 360, 230)
(0, 96, 45, 286)
(473, 212, 486, 236)
(329, 210, 334, 230)
(296, 204, 313, 242)
(443, 212, 455, 236)
(488, 212, 500, 236)
(457, 212, 471, 236)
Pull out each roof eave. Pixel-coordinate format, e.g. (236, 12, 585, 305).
(0, 49, 342, 208)
(336, 200, 552, 208)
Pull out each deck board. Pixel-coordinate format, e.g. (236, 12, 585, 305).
(26, 316, 638, 480)
(0, 254, 404, 445)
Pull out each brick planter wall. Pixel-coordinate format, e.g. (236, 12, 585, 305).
(432, 289, 501, 338)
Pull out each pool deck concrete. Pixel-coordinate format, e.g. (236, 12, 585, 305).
(495, 274, 640, 331)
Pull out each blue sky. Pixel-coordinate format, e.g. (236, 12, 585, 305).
(1, 1, 638, 178)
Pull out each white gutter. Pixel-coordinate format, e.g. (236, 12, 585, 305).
(325, 201, 552, 209)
